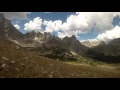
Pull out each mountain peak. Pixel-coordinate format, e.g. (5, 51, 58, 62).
(0, 13, 23, 39)
(44, 32, 51, 38)
(0, 13, 4, 17)
(0, 13, 4, 22)
(71, 35, 76, 39)
(27, 30, 36, 34)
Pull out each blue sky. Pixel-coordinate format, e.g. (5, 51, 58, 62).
(2, 12, 120, 42)
(11, 12, 75, 33)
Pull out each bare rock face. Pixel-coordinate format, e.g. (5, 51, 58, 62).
(0, 13, 23, 40)
(0, 13, 5, 38)
(44, 32, 52, 40)
(24, 30, 36, 39)
(63, 35, 88, 54)
(4, 19, 23, 39)
(45, 36, 63, 48)
(36, 32, 44, 38)
(0, 13, 4, 22)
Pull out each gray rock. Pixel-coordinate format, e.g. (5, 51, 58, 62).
(21, 63, 26, 67)
(16, 46, 20, 49)
(1, 63, 9, 71)
(48, 74, 53, 78)
(0, 76, 5, 78)
(50, 64, 53, 66)
(11, 60, 16, 64)
(1, 56, 9, 61)
(24, 57, 28, 60)
(15, 68, 20, 72)
(56, 59, 59, 61)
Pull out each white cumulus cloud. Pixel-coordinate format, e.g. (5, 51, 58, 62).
(43, 12, 120, 39)
(61, 12, 120, 34)
(14, 24, 20, 30)
(24, 17, 43, 32)
(43, 20, 62, 33)
(97, 25, 120, 43)
(57, 32, 70, 38)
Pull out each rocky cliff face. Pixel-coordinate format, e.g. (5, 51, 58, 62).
(24, 30, 37, 39)
(0, 13, 5, 38)
(63, 35, 88, 54)
(0, 13, 23, 40)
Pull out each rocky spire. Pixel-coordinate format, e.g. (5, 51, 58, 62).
(71, 35, 76, 40)
(0, 13, 5, 38)
(0, 13, 23, 39)
(0, 13, 4, 22)
(44, 32, 51, 40)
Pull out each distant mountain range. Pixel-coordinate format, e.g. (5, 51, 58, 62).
(81, 40, 106, 48)
(0, 13, 87, 56)
(85, 38, 120, 63)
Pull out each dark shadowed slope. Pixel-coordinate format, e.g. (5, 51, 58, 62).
(85, 38, 120, 63)
(63, 35, 88, 54)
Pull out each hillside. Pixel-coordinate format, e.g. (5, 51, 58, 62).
(108, 38, 120, 45)
(85, 38, 120, 63)
(1, 39, 120, 78)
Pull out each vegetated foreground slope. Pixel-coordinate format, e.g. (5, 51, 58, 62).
(0, 39, 120, 78)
